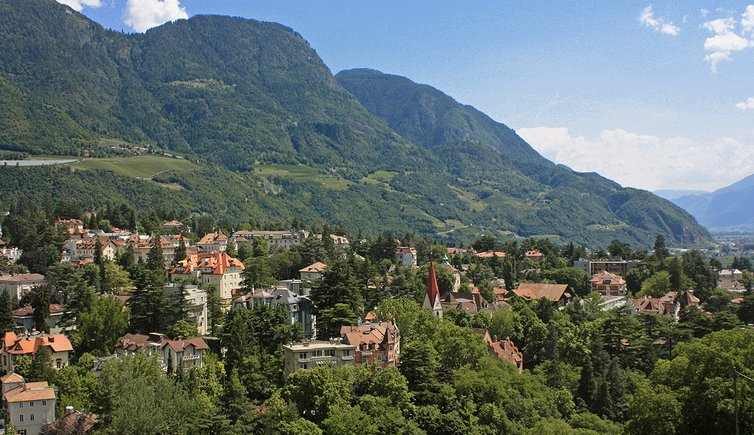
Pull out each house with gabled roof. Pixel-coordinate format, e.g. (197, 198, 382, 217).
(299, 262, 327, 281)
(591, 271, 627, 296)
(513, 283, 574, 307)
(473, 329, 524, 373)
(0, 274, 47, 302)
(115, 333, 209, 371)
(340, 321, 400, 367)
(2, 373, 56, 435)
(1, 332, 73, 373)
(197, 230, 228, 253)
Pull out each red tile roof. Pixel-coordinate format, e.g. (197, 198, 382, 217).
(514, 283, 572, 302)
(170, 251, 243, 275)
(4, 381, 56, 402)
(6, 333, 73, 355)
(299, 262, 328, 273)
(475, 251, 506, 258)
(13, 304, 68, 317)
(340, 322, 399, 347)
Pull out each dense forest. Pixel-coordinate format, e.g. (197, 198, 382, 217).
(0, 0, 711, 248)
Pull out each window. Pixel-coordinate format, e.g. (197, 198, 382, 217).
(42, 401, 46, 406)
(299, 352, 307, 359)
(299, 363, 308, 369)
(19, 402, 23, 408)
(19, 414, 23, 422)
(56, 359, 62, 369)
(29, 401, 34, 407)
(30, 414, 34, 421)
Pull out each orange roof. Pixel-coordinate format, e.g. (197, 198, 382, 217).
(4, 382, 55, 403)
(425, 260, 440, 306)
(299, 262, 328, 273)
(0, 373, 24, 383)
(591, 271, 626, 285)
(198, 230, 228, 245)
(525, 250, 543, 257)
(476, 251, 506, 258)
(6, 334, 73, 355)
(170, 251, 244, 276)
(340, 322, 398, 347)
(13, 304, 68, 317)
(514, 283, 571, 302)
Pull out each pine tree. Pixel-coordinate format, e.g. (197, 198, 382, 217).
(29, 346, 54, 382)
(146, 233, 165, 273)
(31, 285, 52, 333)
(129, 266, 168, 333)
(173, 237, 187, 267)
(0, 291, 15, 332)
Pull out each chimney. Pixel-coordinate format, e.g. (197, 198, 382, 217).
(65, 406, 75, 415)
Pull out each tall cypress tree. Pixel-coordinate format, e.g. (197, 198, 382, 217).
(173, 237, 187, 267)
(0, 291, 15, 332)
(146, 233, 165, 273)
(31, 285, 52, 333)
(129, 266, 167, 333)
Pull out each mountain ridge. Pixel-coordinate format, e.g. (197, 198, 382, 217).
(0, 0, 711, 248)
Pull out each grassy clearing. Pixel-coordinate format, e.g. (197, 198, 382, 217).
(253, 164, 352, 191)
(367, 170, 399, 183)
(72, 155, 199, 178)
(448, 186, 487, 212)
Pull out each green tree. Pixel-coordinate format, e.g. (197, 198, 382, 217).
(626, 382, 681, 435)
(639, 271, 671, 297)
(101, 261, 132, 293)
(323, 405, 378, 435)
(31, 284, 52, 333)
(311, 261, 363, 338)
(0, 291, 15, 332)
(145, 234, 165, 273)
(74, 296, 130, 356)
(653, 235, 669, 261)
(29, 346, 54, 382)
(128, 266, 168, 333)
(172, 237, 187, 267)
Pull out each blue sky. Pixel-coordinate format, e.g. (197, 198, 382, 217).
(58, 0, 754, 191)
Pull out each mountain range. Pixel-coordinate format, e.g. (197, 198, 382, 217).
(0, 0, 711, 248)
(666, 174, 754, 232)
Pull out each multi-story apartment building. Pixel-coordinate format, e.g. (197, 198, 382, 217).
(282, 339, 356, 377)
(2, 373, 56, 435)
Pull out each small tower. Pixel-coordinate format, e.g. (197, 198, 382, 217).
(423, 260, 443, 318)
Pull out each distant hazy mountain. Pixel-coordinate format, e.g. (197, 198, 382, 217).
(654, 189, 709, 201)
(0, 0, 712, 247)
(670, 174, 754, 231)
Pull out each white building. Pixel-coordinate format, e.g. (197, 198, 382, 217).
(282, 339, 356, 377)
(232, 230, 310, 252)
(0, 274, 47, 302)
(395, 247, 418, 268)
(2, 373, 56, 435)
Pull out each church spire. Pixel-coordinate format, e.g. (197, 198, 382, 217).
(423, 259, 443, 318)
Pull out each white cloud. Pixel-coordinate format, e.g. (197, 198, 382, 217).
(123, 0, 188, 33)
(55, 0, 102, 11)
(639, 5, 680, 36)
(736, 97, 754, 110)
(701, 9, 710, 18)
(743, 5, 754, 34)
(702, 14, 754, 72)
(517, 126, 754, 191)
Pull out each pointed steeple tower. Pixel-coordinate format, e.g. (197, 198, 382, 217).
(423, 259, 443, 318)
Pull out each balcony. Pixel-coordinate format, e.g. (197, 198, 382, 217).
(183, 354, 201, 361)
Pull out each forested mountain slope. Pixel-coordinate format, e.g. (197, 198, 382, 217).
(0, 0, 710, 247)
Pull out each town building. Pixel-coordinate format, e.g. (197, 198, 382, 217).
(2, 373, 56, 435)
(170, 251, 244, 309)
(395, 247, 418, 267)
(718, 269, 746, 293)
(590, 271, 627, 296)
(232, 230, 310, 252)
(1, 332, 73, 373)
(631, 291, 700, 320)
(513, 283, 574, 307)
(423, 261, 443, 318)
(441, 291, 498, 315)
(12, 304, 75, 335)
(162, 220, 187, 234)
(42, 406, 98, 434)
(233, 287, 316, 338)
(197, 230, 228, 253)
(573, 258, 641, 276)
(115, 333, 209, 371)
(282, 339, 356, 376)
(340, 321, 400, 367)
(524, 250, 543, 262)
(163, 284, 208, 336)
(0, 274, 47, 302)
(473, 329, 524, 373)
(299, 262, 327, 281)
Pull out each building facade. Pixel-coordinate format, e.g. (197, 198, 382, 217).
(282, 339, 356, 377)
